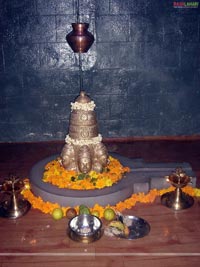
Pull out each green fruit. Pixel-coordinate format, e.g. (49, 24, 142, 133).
(79, 204, 90, 215)
(79, 207, 90, 215)
(79, 204, 87, 210)
(103, 208, 116, 221)
(52, 208, 63, 220)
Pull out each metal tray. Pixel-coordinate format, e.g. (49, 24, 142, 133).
(121, 215, 150, 239)
(105, 214, 150, 240)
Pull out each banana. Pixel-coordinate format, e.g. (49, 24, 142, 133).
(109, 220, 125, 231)
(108, 220, 129, 237)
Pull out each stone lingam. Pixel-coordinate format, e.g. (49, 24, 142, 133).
(60, 91, 108, 174)
(29, 92, 196, 208)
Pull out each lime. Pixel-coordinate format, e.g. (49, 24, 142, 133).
(103, 208, 116, 221)
(52, 208, 63, 220)
(79, 207, 90, 215)
(79, 204, 87, 210)
(79, 204, 90, 215)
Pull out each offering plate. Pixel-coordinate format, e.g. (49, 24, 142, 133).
(105, 214, 150, 240)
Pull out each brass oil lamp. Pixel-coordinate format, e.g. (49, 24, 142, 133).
(0, 175, 31, 219)
(161, 168, 194, 210)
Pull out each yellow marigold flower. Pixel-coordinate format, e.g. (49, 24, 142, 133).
(105, 179, 113, 187)
(89, 171, 98, 178)
(194, 188, 200, 197)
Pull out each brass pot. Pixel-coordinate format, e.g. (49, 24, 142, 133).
(66, 23, 94, 53)
(68, 214, 102, 243)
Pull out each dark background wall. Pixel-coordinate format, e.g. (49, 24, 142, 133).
(0, 0, 200, 142)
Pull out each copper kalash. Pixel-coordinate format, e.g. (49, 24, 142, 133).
(60, 91, 108, 174)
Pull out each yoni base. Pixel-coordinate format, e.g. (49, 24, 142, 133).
(29, 153, 196, 207)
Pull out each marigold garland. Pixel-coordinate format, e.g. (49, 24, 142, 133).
(21, 182, 200, 219)
(42, 156, 130, 190)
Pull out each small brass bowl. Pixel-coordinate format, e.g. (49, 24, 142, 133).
(68, 214, 102, 243)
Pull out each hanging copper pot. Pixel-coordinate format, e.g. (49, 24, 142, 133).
(66, 23, 94, 53)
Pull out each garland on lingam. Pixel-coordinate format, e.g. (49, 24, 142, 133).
(43, 156, 130, 190)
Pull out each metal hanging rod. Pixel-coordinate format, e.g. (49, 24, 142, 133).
(76, 0, 80, 23)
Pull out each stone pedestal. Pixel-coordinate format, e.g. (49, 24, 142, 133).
(29, 153, 196, 207)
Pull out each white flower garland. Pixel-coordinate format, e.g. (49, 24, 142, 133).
(71, 101, 96, 111)
(65, 134, 102, 146)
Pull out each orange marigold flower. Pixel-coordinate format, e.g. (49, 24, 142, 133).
(42, 157, 129, 190)
(21, 177, 197, 218)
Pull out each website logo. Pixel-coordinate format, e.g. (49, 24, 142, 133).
(173, 1, 199, 8)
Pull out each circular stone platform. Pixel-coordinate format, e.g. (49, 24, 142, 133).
(29, 154, 136, 207)
(29, 153, 196, 207)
